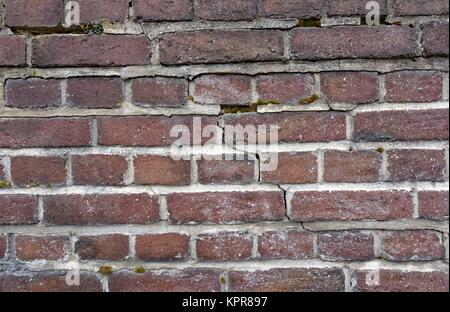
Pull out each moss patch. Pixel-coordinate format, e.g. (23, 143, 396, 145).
(134, 266, 145, 274)
(81, 22, 104, 35)
(299, 94, 320, 105)
(376, 147, 385, 153)
(222, 99, 281, 114)
(0, 180, 11, 188)
(98, 266, 113, 275)
(297, 18, 321, 27)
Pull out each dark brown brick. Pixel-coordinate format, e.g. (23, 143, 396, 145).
(384, 71, 443, 103)
(11, 156, 66, 187)
(422, 22, 449, 57)
(0, 118, 92, 148)
(256, 74, 315, 105)
(135, 233, 189, 261)
(167, 191, 285, 224)
(67, 77, 123, 109)
(196, 0, 257, 21)
(387, 149, 446, 182)
(131, 77, 188, 107)
(134, 155, 191, 185)
(194, 75, 252, 105)
(327, 0, 388, 16)
(77, 0, 128, 23)
(0, 36, 27, 66)
(72, 155, 128, 186)
(6, 79, 61, 108)
(258, 230, 315, 260)
(318, 231, 375, 261)
(229, 268, 345, 292)
(133, 0, 193, 21)
(352, 270, 449, 292)
(353, 109, 449, 142)
(32, 35, 151, 67)
(321, 72, 379, 104)
(196, 232, 252, 261)
(418, 191, 449, 221)
(197, 158, 255, 184)
(5, 0, 63, 28)
(382, 231, 444, 261)
(15, 235, 68, 261)
(43, 194, 158, 225)
(75, 234, 129, 260)
(109, 270, 221, 292)
(260, 0, 321, 18)
(393, 0, 449, 16)
(291, 191, 414, 222)
(0, 195, 38, 225)
(323, 150, 381, 183)
(160, 30, 284, 65)
(292, 26, 416, 60)
(261, 152, 317, 184)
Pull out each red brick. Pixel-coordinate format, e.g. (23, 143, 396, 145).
(197, 158, 255, 184)
(97, 116, 217, 147)
(224, 112, 346, 143)
(0, 195, 38, 225)
(321, 72, 379, 104)
(418, 191, 449, 221)
(133, 0, 193, 21)
(67, 77, 123, 109)
(0, 272, 102, 292)
(15, 235, 68, 261)
(32, 35, 151, 67)
(292, 26, 416, 60)
(422, 22, 449, 57)
(384, 71, 443, 103)
(196, 232, 252, 261)
(353, 109, 449, 142)
(0, 235, 7, 259)
(318, 231, 374, 261)
(393, 0, 449, 16)
(75, 234, 129, 260)
(131, 77, 188, 107)
(109, 269, 221, 292)
(323, 150, 381, 183)
(160, 30, 284, 65)
(5, 0, 63, 28)
(382, 231, 444, 261)
(43, 194, 158, 225)
(0, 118, 91, 148)
(77, 0, 128, 23)
(256, 74, 315, 105)
(196, 0, 257, 21)
(11, 156, 66, 187)
(134, 155, 191, 186)
(260, 0, 321, 18)
(229, 268, 345, 292)
(194, 75, 252, 105)
(72, 155, 128, 186)
(387, 149, 446, 182)
(6, 79, 61, 108)
(291, 191, 413, 222)
(261, 152, 317, 184)
(327, 0, 388, 16)
(258, 230, 315, 260)
(352, 270, 449, 292)
(0, 36, 27, 66)
(135, 233, 189, 261)
(167, 191, 285, 224)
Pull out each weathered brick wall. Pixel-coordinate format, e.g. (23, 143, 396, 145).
(0, 0, 448, 292)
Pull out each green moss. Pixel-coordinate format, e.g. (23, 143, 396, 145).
(297, 19, 321, 27)
(134, 266, 145, 274)
(220, 275, 227, 285)
(186, 95, 195, 102)
(299, 94, 320, 105)
(376, 147, 385, 153)
(221, 99, 280, 114)
(98, 266, 113, 275)
(0, 180, 11, 188)
(27, 181, 40, 188)
(80, 22, 104, 35)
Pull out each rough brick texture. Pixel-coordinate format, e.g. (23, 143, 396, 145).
(0, 0, 448, 293)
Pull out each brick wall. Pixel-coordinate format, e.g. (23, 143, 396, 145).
(0, 0, 448, 292)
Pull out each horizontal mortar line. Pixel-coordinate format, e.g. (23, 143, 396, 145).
(282, 181, 449, 192)
(303, 220, 449, 234)
(352, 101, 449, 113)
(0, 182, 448, 196)
(9, 259, 449, 273)
(1, 58, 448, 80)
(0, 141, 448, 156)
(0, 220, 447, 236)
